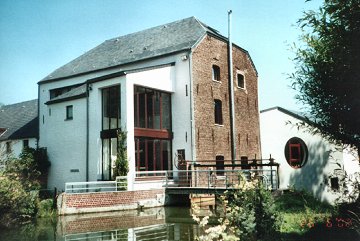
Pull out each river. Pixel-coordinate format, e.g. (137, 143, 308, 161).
(1, 205, 359, 241)
(0, 206, 209, 241)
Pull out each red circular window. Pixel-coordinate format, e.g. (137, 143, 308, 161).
(284, 137, 308, 168)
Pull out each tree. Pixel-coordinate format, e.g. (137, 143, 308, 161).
(290, 0, 360, 159)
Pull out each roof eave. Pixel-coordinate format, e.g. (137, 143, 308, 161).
(38, 48, 191, 85)
(45, 93, 87, 105)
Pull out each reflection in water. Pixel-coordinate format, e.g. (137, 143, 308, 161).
(0, 207, 203, 241)
(60, 207, 198, 240)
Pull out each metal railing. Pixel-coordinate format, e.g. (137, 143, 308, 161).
(135, 169, 278, 190)
(65, 176, 127, 193)
(64, 169, 278, 194)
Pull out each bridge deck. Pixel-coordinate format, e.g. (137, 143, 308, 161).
(165, 187, 230, 195)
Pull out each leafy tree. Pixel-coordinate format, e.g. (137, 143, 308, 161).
(290, 0, 360, 159)
(0, 148, 46, 227)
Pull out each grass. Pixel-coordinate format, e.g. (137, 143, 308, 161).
(274, 190, 335, 234)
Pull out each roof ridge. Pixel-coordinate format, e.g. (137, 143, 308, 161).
(0, 99, 37, 108)
(106, 16, 197, 42)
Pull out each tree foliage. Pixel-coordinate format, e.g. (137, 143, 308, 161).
(113, 130, 129, 179)
(290, 0, 360, 155)
(192, 174, 280, 241)
(0, 148, 47, 227)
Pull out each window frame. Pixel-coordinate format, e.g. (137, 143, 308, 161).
(215, 155, 225, 176)
(284, 137, 308, 169)
(214, 99, 223, 125)
(23, 139, 29, 149)
(212, 65, 221, 82)
(236, 71, 246, 89)
(133, 86, 171, 132)
(5, 141, 11, 154)
(65, 105, 73, 120)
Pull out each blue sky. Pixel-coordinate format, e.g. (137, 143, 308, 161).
(0, 0, 321, 110)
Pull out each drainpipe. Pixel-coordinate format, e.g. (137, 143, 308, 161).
(86, 82, 90, 181)
(228, 10, 237, 163)
(188, 51, 196, 163)
(37, 84, 40, 149)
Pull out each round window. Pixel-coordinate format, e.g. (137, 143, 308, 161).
(284, 137, 308, 169)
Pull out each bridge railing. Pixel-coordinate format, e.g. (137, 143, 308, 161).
(134, 169, 278, 190)
(65, 176, 127, 193)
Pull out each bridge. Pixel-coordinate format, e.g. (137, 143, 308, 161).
(65, 165, 279, 194)
(62, 160, 279, 214)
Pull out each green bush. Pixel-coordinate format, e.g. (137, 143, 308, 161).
(0, 176, 38, 227)
(37, 199, 56, 218)
(192, 174, 281, 241)
(0, 148, 49, 227)
(224, 182, 281, 240)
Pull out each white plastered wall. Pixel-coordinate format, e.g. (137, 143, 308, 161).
(260, 108, 357, 204)
(0, 138, 37, 159)
(40, 52, 193, 191)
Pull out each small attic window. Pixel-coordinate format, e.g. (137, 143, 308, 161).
(212, 65, 220, 81)
(237, 73, 245, 89)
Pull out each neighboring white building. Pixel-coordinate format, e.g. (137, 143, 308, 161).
(38, 17, 261, 191)
(0, 99, 38, 168)
(260, 107, 360, 203)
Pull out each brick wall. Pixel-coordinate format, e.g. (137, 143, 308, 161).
(62, 189, 164, 211)
(192, 35, 261, 161)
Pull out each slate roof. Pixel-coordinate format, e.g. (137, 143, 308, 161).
(0, 99, 38, 141)
(40, 16, 253, 83)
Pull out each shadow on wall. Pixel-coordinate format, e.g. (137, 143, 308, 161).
(289, 140, 338, 203)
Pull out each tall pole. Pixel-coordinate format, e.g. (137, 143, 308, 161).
(228, 10, 236, 163)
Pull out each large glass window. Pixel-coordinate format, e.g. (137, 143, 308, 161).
(134, 86, 172, 172)
(135, 138, 172, 172)
(102, 86, 121, 131)
(134, 86, 171, 130)
(101, 85, 120, 180)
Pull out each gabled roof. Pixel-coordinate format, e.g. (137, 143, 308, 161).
(260, 106, 309, 123)
(0, 99, 38, 141)
(39, 16, 256, 83)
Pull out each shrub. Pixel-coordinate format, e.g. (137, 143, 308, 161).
(113, 130, 129, 179)
(37, 199, 56, 218)
(0, 176, 38, 227)
(0, 148, 49, 227)
(192, 173, 281, 241)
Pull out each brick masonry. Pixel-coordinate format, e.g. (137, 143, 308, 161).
(192, 35, 261, 161)
(59, 189, 165, 215)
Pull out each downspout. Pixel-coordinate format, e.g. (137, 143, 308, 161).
(228, 10, 237, 163)
(37, 84, 40, 149)
(85, 82, 90, 181)
(188, 51, 196, 163)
